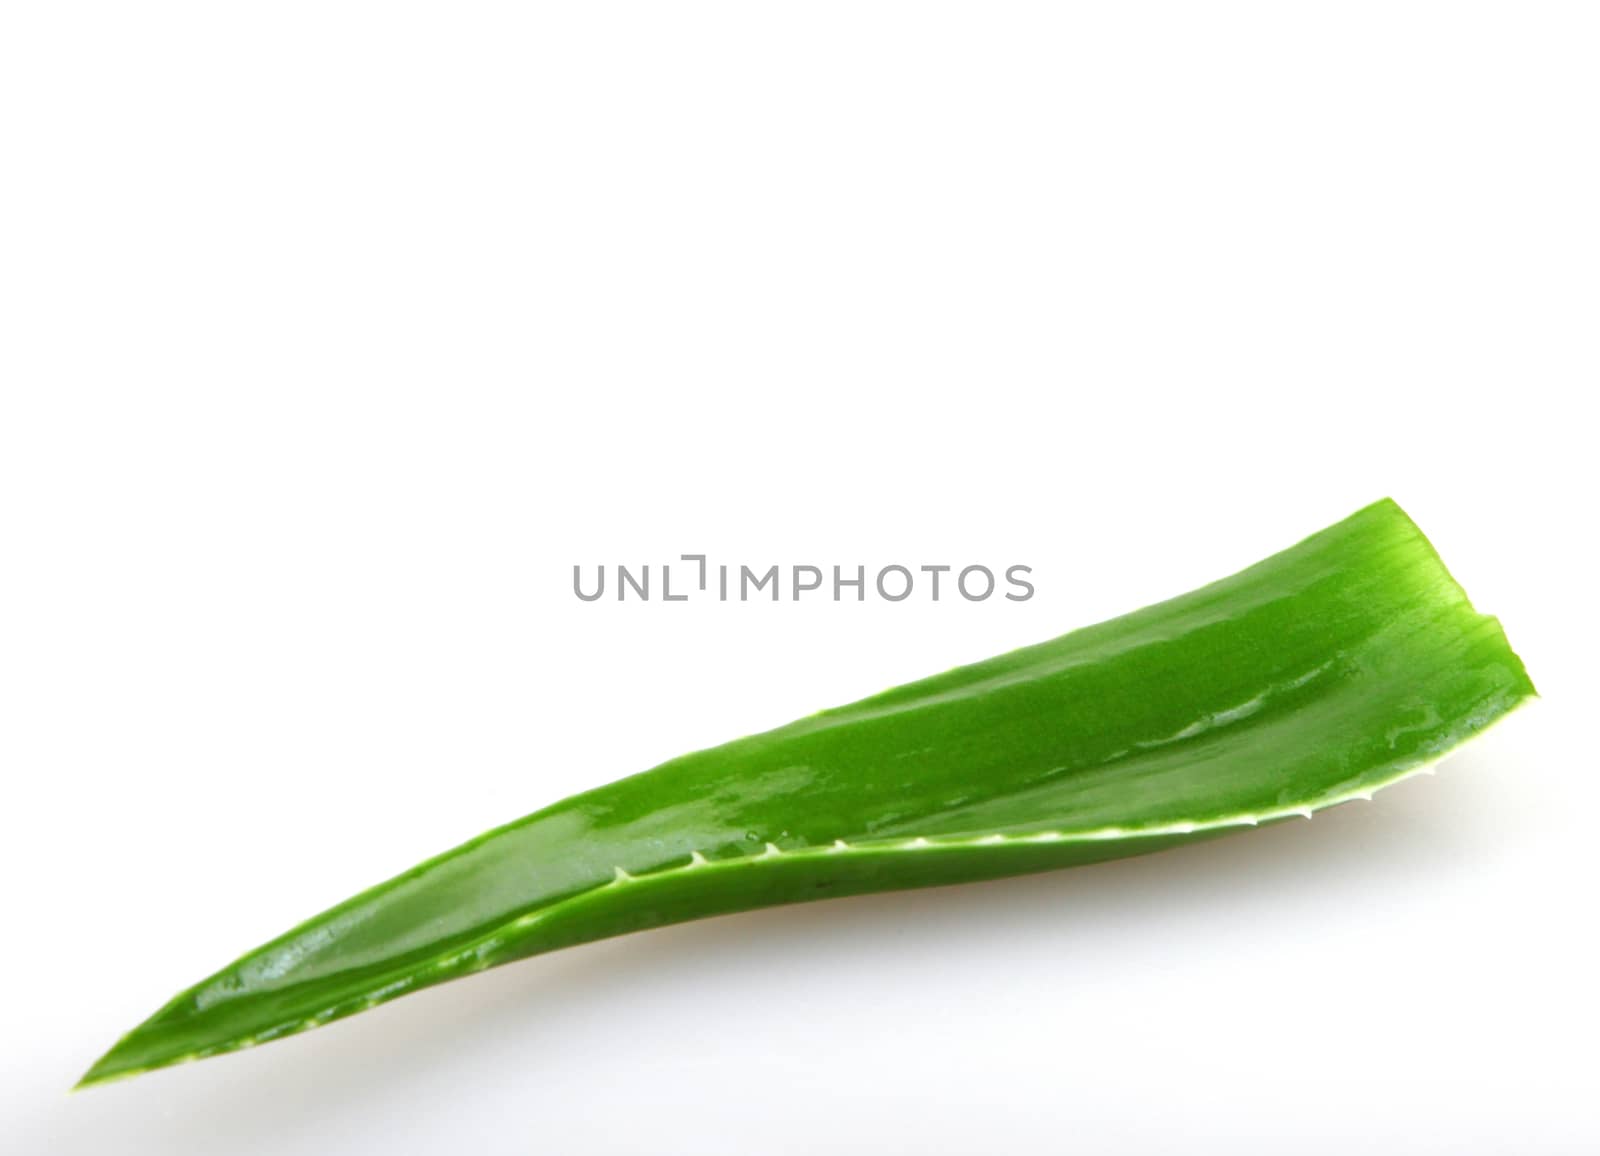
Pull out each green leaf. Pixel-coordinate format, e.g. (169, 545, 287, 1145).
(79, 497, 1534, 1088)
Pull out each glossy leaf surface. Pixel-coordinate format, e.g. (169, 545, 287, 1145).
(81, 498, 1535, 1087)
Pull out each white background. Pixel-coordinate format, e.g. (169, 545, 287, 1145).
(3, 4, 1596, 1153)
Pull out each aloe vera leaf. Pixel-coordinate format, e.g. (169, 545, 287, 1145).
(79, 497, 1535, 1087)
